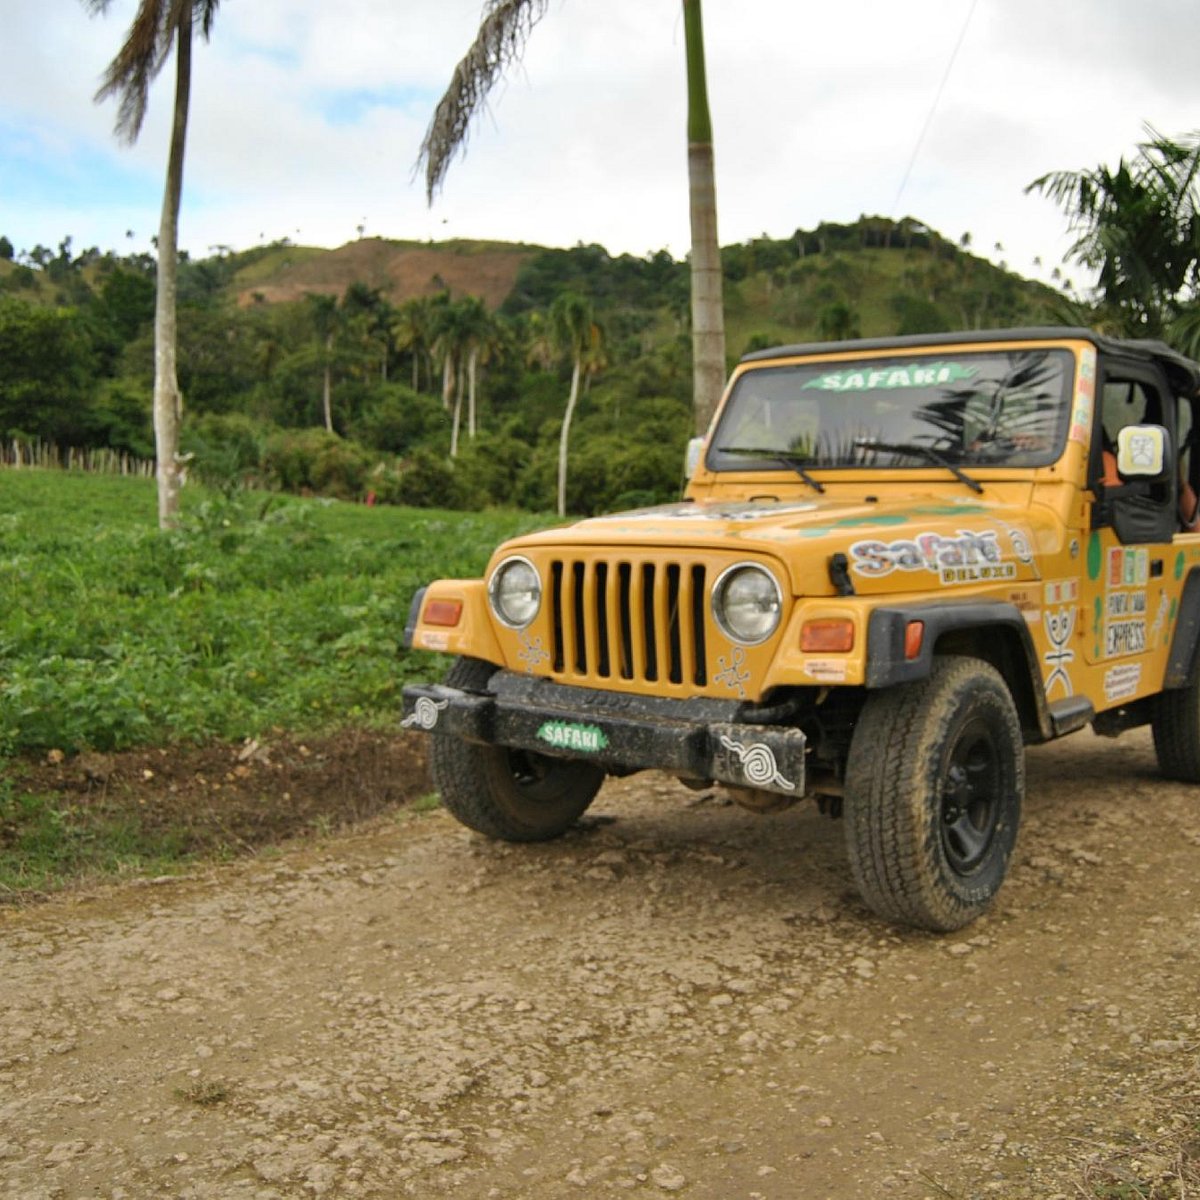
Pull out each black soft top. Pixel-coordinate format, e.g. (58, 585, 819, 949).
(740, 327, 1200, 397)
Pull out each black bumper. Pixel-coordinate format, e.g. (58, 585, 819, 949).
(400, 673, 806, 798)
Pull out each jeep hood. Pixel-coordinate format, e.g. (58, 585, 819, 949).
(507, 494, 1048, 596)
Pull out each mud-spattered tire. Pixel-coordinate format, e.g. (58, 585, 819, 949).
(1151, 674, 1200, 781)
(843, 656, 1023, 932)
(430, 657, 604, 842)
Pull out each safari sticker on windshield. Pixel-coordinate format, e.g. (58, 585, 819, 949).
(802, 361, 978, 392)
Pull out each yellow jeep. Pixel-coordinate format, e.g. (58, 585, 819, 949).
(401, 328, 1200, 930)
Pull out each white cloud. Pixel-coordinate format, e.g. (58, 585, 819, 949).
(4, 0, 1200, 291)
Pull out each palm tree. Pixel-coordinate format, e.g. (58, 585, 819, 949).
(524, 310, 557, 372)
(430, 298, 480, 457)
(456, 296, 498, 442)
(341, 283, 393, 383)
(392, 296, 435, 392)
(1171, 304, 1200, 359)
(581, 320, 609, 395)
(306, 293, 340, 433)
(417, 0, 725, 437)
(817, 300, 861, 342)
(87, 0, 221, 529)
(427, 292, 459, 417)
(1028, 126, 1200, 341)
(550, 292, 599, 517)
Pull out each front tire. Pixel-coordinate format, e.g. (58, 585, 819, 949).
(430, 657, 604, 842)
(843, 656, 1024, 932)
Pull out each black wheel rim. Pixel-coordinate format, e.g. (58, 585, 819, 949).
(940, 716, 1002, 874)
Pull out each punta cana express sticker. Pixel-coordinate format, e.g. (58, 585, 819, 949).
(1104, 547, 1149, 658)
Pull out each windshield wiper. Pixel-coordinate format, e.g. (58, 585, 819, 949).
(852, 438, 984, 495)
(717, 446, 826, 493)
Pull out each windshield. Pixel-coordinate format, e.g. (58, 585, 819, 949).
(708, 349, 1074, 472)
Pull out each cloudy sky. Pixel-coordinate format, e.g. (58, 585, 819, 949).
(3, 0, 1199, 289)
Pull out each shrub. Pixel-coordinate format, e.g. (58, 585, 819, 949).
(183, 413, 271, 493)
(454, 433, 532, 507)
(395, 449, 467, 509)
(743, 331, 778, 355)
(263, 428, 375, 500)
(353, 385, 448, 454)
(890, 293, 949, 335)
(87, 379, 154, 460)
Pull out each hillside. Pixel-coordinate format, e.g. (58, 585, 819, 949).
(229, 237, 536, 310)
(1, 217, 1064, 346)
(215, 220, 1063, 353)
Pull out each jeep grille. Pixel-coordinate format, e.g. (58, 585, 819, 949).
(549, 559, 708, 689)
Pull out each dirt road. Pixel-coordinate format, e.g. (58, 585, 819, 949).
(2, 728, 1198, 1199)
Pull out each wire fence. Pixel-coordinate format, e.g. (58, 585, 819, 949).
(0, 441, 155, 477)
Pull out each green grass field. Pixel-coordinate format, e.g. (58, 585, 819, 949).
(0, 470, 547, 757)
(0, 469, 551, 895)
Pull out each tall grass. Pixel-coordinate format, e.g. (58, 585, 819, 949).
(0, 471, 547, 757)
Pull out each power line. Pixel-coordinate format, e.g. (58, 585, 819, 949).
(890, 0, 980, 217)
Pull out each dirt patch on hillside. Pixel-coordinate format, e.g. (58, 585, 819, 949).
(235, 238, 532, 309)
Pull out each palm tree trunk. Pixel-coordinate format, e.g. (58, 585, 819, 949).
(450, 357, 464, 458)
(441, 355, 454, 411)
(322, 333, 334, 432)
(153, 6, 192, 530)
(557, 356, 582, 517)
(468, 347, 478, 439)
(683, 0, 725, 436)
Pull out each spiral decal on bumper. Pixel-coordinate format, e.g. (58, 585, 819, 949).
(717, 734, 797, 792)
(402, 696, 450, 730)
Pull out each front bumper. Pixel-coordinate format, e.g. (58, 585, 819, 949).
(400, 672, 806, 799)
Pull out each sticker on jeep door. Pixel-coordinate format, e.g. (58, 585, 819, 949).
(850, 530, 1016, 584)
(1104, 548, 1149, 658)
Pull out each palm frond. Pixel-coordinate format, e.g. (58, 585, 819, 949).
(417, 0, 549, 202)
(92, 0, 170, 142)
(1168, 302, 1200, 359)
(88, 0, 219, 142)
(196, 0, 220, 39)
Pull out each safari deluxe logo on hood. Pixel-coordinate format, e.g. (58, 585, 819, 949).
(850, 530, 1017, 585)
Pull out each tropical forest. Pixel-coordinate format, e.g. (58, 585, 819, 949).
(0, 215, 1090, 516)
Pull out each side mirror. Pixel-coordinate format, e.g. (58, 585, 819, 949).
(684, 436, 705, 478)
(1116, 424, 1170, 479)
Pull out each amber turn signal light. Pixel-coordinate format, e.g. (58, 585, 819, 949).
(424, 599, 463, 627)
(904, 620, 925, 660)
(800, 619, 855, 653)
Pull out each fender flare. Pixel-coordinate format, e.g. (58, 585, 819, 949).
(1165, 567, 1200, 688)
(865, 601, 1059, 739)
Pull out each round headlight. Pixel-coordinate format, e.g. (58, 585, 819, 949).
(488, 556, 542, 628)
(712, 563, 782, 645)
